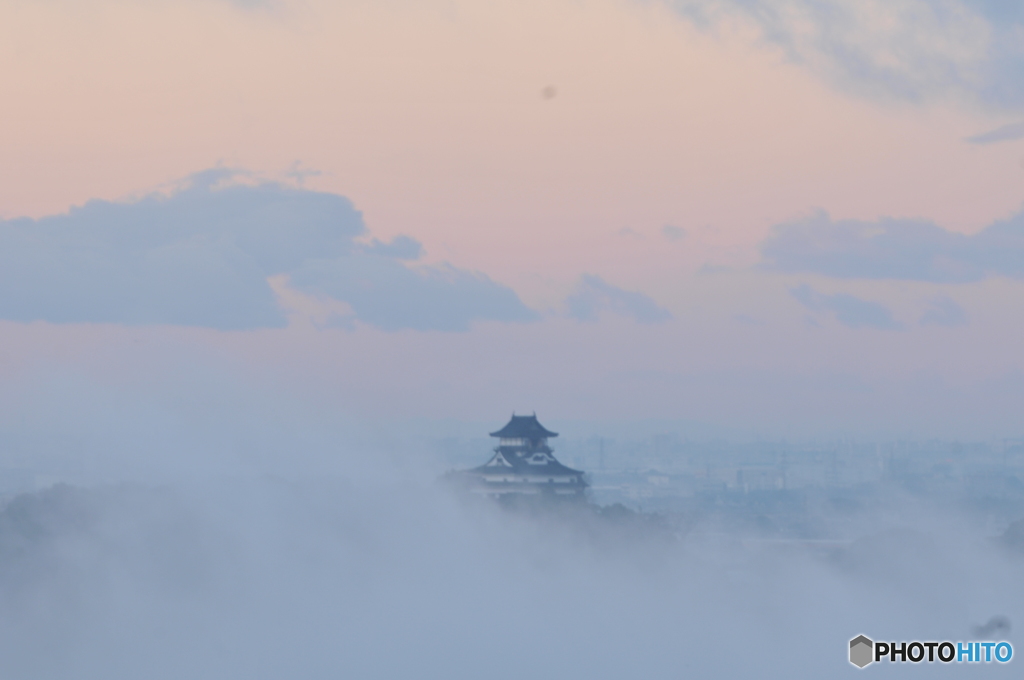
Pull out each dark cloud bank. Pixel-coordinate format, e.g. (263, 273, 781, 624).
(0, 170, 536, 332)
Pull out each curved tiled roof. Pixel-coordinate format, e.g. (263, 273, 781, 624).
(489, 414, 558, 439)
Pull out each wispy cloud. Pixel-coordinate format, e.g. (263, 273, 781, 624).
(966, 121, 1024, 144)
(791, 284, 902, 330)
(662, 224, 687, 242)
(919, 295, 968, 327)
(671, 0, 1024, 109)
(284, 161, 323, 186)
(761, 209, 1024, 283)
(565, 275, 671, 324)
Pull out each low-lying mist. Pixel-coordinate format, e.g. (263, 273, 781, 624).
(0, 344, 1019, 677)
(0, 469, 1019, 679)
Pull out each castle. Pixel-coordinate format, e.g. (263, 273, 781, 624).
(451, 414, 587, 499)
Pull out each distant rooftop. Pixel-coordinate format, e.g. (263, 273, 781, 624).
(489, 414, 558, 440)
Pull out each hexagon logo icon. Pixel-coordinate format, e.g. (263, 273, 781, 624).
(850, 635, 874, 668)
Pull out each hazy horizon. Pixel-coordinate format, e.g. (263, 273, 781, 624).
(2, 0, 1024, 676)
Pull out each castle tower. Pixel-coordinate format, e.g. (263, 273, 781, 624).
(452, 414, 587, 499)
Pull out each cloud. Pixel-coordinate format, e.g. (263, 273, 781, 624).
(361, 235, 424, 260)
(965, 120, 1024, 144)
(760, 209, 1024, 282)
(0, 473, 1013, 679)
(920, 295, 968, 327)
(962, 120, 1024, 144)
(0, 170, 536, 332)
(291, 259, 537, 332)
(791, 284, 902, 329)
(283, 161, 323, 186)
(565, 275, 672, 324)
(671, 0, 1024, 109)
(662, 224, 687, 241)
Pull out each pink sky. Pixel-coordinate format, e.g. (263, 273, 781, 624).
(1, 0, 1023, 439)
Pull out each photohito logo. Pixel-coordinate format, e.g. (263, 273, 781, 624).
(849, 635, 1012, 668)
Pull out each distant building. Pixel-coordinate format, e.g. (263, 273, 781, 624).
(449, 414, 587, 499)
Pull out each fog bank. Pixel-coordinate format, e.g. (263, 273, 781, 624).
(0, 473, 1018, 679)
